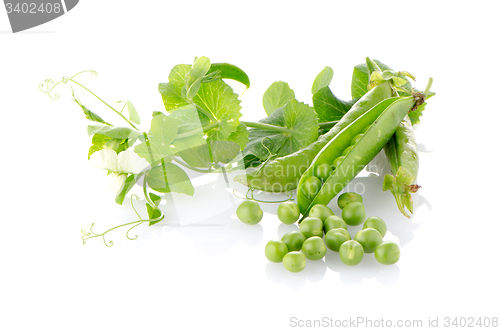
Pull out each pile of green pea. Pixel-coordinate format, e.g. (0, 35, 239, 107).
(236, 192, 400, 273)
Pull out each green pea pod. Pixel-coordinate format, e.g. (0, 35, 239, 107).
(382, 115, 420, 218)
(297, 94, 422, 217)
(233, 81, 393, 192)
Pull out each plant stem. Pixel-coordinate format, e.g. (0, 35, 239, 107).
(176, 119, 338, 141)
(176, 122, 220, 139)
(143, 173, 156, 207)
(195, 104, 217, 122)
(240, 121, 291, 133)
(423, 77, 434, 99)
(172, 157, 215, 173)
(70, 78, 140, 131)
(241, 120, 338, 132)
(318, 121, 339, 129)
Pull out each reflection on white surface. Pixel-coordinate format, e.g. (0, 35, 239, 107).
(111, 165, 427, 289)
(325, 250, 401, 285)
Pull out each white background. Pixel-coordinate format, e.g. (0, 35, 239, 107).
(1, 1, 500, 330)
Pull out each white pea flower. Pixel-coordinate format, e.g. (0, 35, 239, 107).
(89, 148, 150, 194)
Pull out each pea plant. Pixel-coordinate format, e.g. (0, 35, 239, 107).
(39, 56, 432, 249)
(39, 56, 328, 246)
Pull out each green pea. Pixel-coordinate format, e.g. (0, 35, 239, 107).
(302, 237, 327, 261)
(337, 192, 363, 209)
(339, 240, 364, 266)
(341, 145, 354, 156)
(299, 217, 323, 238)
(342, 201, 365, 226)
(283, 251, 306, 272)
(324, 228, 351, 252)
(303, 176, 322, 199)
(332, 156, 345, 170)
(350, 133, 364, 145)
(281, 231, 306, 251)
(313, 163, 333, 182)
(308, 204, 334, 222)
(363, 216, 387, 237)
(265, 240, 288, 263)
(236, 200, 263, 225)
(323, 215, 348, 233)
(277, 201, 301, 224)
(374, 241, 400, 265)
(354, 228, 383, 253)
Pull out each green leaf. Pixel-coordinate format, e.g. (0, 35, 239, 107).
(115, 174, 140, 205)
(149, 193, 161, 207)
(209, 63, 251, 88)
(208, 124, 248, 164)
(262, 81, 295, 116)
(126, 101, 141, 125)
(74, 99, 110, 125)
(88, 145, 102, 159)
(159, 64, 192, 112)
(88, 134, 134, 159)
(351, 59, 395, 99)
(174, 123, 249, 166)
(243, 99, 318, 161)
(88, 134, 111, 159)
(408, 101, 426, 125)
(366, 57, 383, 75)
(186, 76, 204, 101)
(311, 66, 334, 94)
(209, 140, 241, 164)
(146, 193, 163, 225)
(87, 123, 142, 140)
(134, 113, 178, 165)
(312, 86, 357, 123)
(92, 134, 111, 146)
(242, 154, 262, 168)
(169, 104, 208, 135)
(147, 203, 163, 226)
(395, 166, 414, 187)
(149, 113, 178, 148)
(185, 56, 211, 88)
(208, 123, 248, 149)
(194, 79, 242, 138)
(159, 64, 242, 139)
(382, 174, 396, 191)
(146, 163, 194, 196)
(173, 135, 212, 168)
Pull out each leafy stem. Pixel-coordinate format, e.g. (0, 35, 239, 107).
(81, 173, 165, 247)
(143, 174, 156, 207)
(240, 121, 291, 133)
(195, 104, 218, 123)
(175, 120, 338, 141)
(67, 79, 140, 130)
(176, 121, 220, 139)
(172, 156, 215, 173)
(39, 70, 140, 130)
(241, 120, 338, 133)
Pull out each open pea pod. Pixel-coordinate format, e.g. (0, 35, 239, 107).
(297, 95, 421, 217)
